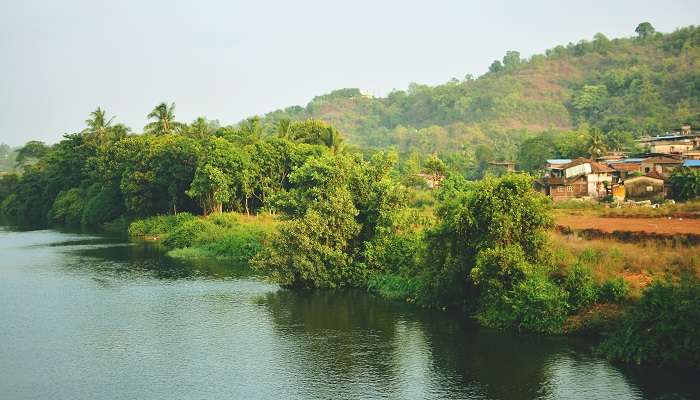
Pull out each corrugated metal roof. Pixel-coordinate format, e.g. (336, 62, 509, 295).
(683, 160, 700, 167)
(546, 159, 572, 164)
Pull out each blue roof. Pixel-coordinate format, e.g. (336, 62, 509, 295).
(683, 160, 700, 167)
(546, 159, 572, 164)
(622, 158, 645, 163)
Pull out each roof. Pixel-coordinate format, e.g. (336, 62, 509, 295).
(625, 172, 666, 183)
(644, 156, 683, 164)
(637, 134, 700, 142)
(683, 160, 700, 167)
(546, 159, 572, 165)
(536, 175, 585, 186)
(612, 163, 641, 172)
(645, 171, 668, 181)
(561, 157, 614, 173)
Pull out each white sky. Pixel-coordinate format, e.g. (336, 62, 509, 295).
(1, 0, 698, 146)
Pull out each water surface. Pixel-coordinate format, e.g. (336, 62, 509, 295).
(0, 227, 697, 399)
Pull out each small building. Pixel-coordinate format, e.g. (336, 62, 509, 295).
(416, 173, 444, 189)
(545, 159, 572, 171)
(536, 157, 614, 201)
(608, 158, 644, 182)
(636, 124, 700, 155)
(624, 173, 666, 201)
(487, 160, 516, 175)
(641, 156, 682, 175)
(534, 176, 588, 202)
(682, 160, 700, 170)
(612, 184, 626, 202)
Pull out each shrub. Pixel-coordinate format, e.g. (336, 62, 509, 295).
(478, 273, 569, 334)
(563, 264, 598, 311)
(163, 218, 219, 249)
(201, 225, 267, 265)
(128, 213, 196, 237)
(48, 188, 86, 226)
(81, 186, 124, 226)
(599, 274, 700, 367)
(206, 212, 239, 229)
(367, 273, 421, 302)
(598, 277, 630, 303)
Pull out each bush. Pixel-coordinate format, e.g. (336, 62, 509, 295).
(48, 188, 86, 226)
(81, 186, 124, 226)
(599, 274, 700, 367)
(479, 273, 569, 334)
(367, 273, 422, 302)
(201, 225, 267, 265)
(598, 277, 630, 303)
(563, 264, 598, 311)
(163, 218, 219, 249)
(128, 213, 196, 237)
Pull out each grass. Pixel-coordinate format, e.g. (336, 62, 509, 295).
(553, 199, 700, 219)
(129, 212, 279, 267)
(550, 231, 700, 298)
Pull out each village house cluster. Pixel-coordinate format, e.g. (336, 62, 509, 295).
(534, 124, 700, 202)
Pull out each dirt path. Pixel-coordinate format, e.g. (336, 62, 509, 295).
(556, 215, 700, 235)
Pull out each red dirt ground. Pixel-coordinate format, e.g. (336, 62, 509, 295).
(556, 215, 700, 235)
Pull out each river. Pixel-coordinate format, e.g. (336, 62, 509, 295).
(0, 227, 697, 400)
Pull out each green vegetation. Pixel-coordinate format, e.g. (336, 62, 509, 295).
(256, 25, 699, 172)
(0, 23, 698, 368)
(129, 212, 276, 266)
(600, 273, 700, 368)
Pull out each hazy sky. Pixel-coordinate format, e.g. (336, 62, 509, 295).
(1, 0, 698, 146)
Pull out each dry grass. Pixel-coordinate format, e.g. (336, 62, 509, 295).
(553, 200, 700, 219)
(550, 232, 700, 297)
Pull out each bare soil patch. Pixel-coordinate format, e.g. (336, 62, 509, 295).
(556, 215, 700, 236)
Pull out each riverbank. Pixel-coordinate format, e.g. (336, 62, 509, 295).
(5, 225, 699, 399)
(124, 205, 700, 370)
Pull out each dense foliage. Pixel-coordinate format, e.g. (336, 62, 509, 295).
(1, 24, 698, 367)
(600, 273, 700, 368)
(254, 25, 699, 169)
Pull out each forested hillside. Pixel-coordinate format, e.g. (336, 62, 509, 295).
(256, 24, 700, 160)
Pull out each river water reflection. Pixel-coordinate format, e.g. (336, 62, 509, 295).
(0, 227, 697, 399)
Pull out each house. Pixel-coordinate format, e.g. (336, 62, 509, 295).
(536, 157, 614, 201)
(545, 159, 572, 172)
(534, 176, 588, 202)
(640, 156, 682, 176)
(487, 160, 516, 175)
(682, 160, 700, 170)
(416, 173, 444, 189)
(607, 158, 644, 182)
(636, 124, 700, 156)
(624, 172, 667, 201)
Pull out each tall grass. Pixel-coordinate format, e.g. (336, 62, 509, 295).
(551, 232, 700, 297)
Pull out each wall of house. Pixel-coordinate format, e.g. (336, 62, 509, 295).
(625, 178, 665, 201)
(549, 182, 587, 202)
(586, 173, 612, 198)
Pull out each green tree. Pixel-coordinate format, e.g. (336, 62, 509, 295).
(587, 128, 608, 158)
(144, 102, 185, 135)
(253, 154, 361, 288)
(186, 137, 248, 214)
(502, 50, 522, 68)
(635, 22, 655, 40)
(669, 168, 700, 201)
(15, 141, 49, 168)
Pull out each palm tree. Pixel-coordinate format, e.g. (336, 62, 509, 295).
(276, 119, 291, 138)
(587, 129, 607, 159)
(144, 102, 185, 135)
(187, 117, 215, 140)
(83, 107, 115, 145)
(321, 126, 344, 154)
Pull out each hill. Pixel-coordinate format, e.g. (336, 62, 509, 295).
(254, 24, 700, 161)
